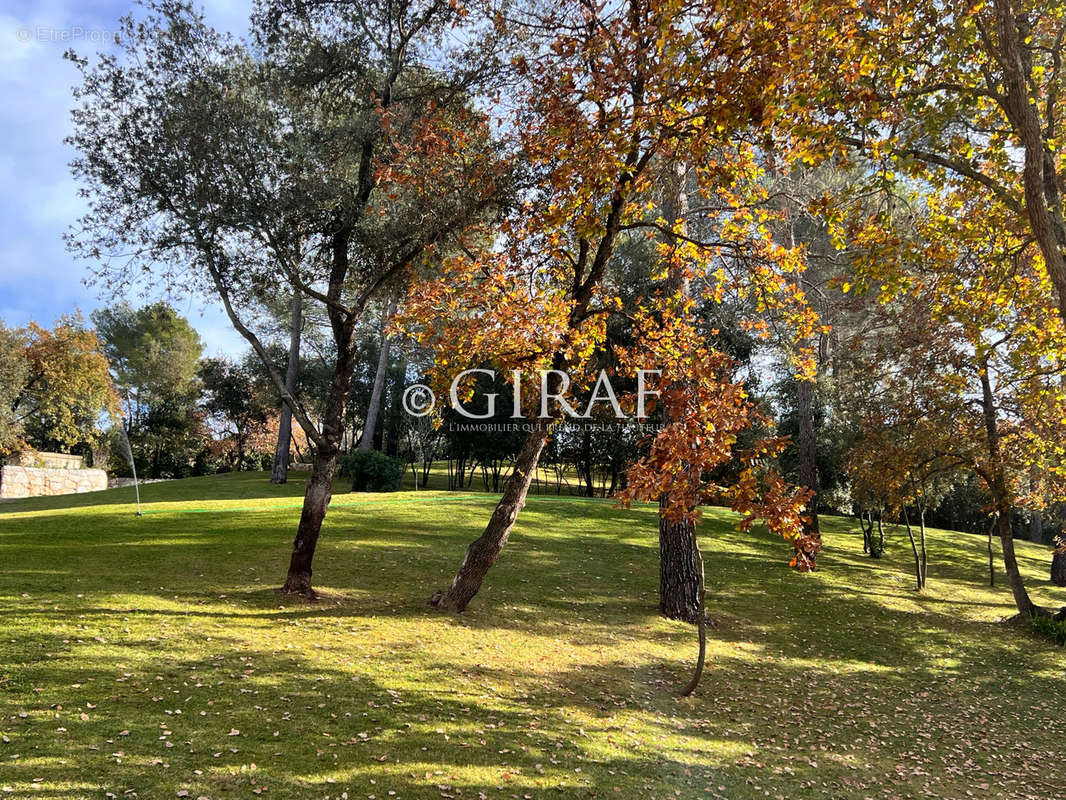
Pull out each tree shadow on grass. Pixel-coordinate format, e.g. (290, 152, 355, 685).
(5, 620, 1064, 800)
(4, 485, 1066, 798)
(0, 630, 755, 799)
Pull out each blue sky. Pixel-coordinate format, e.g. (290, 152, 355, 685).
(0, 0, 253, 355)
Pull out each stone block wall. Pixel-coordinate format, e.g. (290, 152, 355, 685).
(9, 450, 86, 470)
(0, 465, 108, 499)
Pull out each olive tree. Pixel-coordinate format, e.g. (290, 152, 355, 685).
(68, 0, 509, 596)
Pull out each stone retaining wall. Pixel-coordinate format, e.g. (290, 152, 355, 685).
(9, 450, 85, 470)
(0, 465, 108, 499)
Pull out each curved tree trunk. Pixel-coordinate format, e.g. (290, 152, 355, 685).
(996, 509, 1038, 617)
(279, 229, 359, 597)
(980, 366, 1039, 617)
(429, 418, 553, 611)
(903, 507, 922, 591)
(991, 0, 1066, 328)
(271, 290, 303, 484)
(280, 338, 354, 597)
(679, 538, 707, 696)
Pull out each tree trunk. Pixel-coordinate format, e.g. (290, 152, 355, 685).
(657, 160, 703, 621)
(794, 374, 821, 568)
(282, 447, 337, 596)
(581, 428, 594, 497)
(996, 509, 1039, 617)
(385, 355, 406, 457)
(279, 228, 359, 597)
(919, 506, 928, 588)
(1029, 509, 1044, 544)
(980, 365, 1039, 617)
(903, 507, 922, 592)
(988, 516, 996, 587)
(659, 496, 702, 622)
(1051, 550, 1066, 587)
(992, 0, 1066, 328)
(679, 539, 707, 697)
(429, 419, 553, 611)
(359, 296, 396, 451)
(272, 290, 303, 484)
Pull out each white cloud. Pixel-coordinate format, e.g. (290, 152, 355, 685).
(0, 0, 256, 355)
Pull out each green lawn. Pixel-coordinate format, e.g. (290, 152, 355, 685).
(1, 473, 1065, 799)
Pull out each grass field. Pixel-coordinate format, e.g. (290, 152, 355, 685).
(2, 472, 1065, 799)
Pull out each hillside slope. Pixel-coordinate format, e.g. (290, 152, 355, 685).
(1, 473, 1064, 799)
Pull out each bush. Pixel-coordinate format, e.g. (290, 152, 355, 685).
(337, 450, 405, 492)
(1032, 614, 1066, 647)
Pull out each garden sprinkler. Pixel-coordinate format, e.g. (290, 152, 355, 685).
(117, 425, 142, 516)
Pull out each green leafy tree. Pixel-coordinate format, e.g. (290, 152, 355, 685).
(91, 302, 204, 477)
(91, 302, 203, 432)
(199, 356, 272, 471)
(68, 0, 510, 596)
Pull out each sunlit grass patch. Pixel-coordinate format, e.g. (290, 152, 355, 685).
(1, 471, 1064, 799)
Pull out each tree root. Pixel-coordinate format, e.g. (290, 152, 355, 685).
(680, 542, 707, 697)
(276, 584, 317, 602)
(680, 607, 706, 697)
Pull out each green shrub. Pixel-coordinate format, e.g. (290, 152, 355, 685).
(337, 450, 405, 492)
(1032, 614, 1066, 647)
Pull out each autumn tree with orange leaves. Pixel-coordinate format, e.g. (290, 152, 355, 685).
(840, 183, 1066, 619)
(2, 317, 119, 455)
(403, 0, 866, 615)
(842, 2, 1066, 330)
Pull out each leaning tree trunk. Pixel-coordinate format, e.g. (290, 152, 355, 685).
(280, 234, 359, 597)
(271, 290, 303, 484)
(903, 507, 923, 592)
(281, 447, 338, 596)
(429, 419, 553, 611)
(979, 366, 1039, 617)
(996, 509, 1039, 617)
